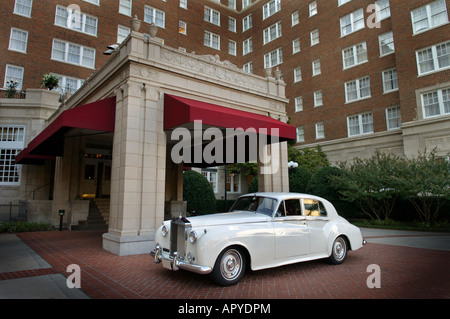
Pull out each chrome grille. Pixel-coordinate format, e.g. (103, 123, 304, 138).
(170, 216, 191, 258)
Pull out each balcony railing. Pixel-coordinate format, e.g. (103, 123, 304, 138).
(0, 89, 26, 99)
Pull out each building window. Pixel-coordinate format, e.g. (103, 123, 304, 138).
(295, 96, 303, 112)
(264, 48, 283, 68)
(386, 106, 401, 130)
(416, 41, 450, 75)
(4, 65, 24, 90)
(228, 17, 236, 32)
(55, 5, 98, 36)
(243, 61, 253, 73)
(9, 28, 28, 53)
(228, 40, 236, 55)
(309, 1, 318, 17)
(375, 0, 391, 21)
(312, 59, 321, 76)
(51, 39, 96, 69)
(56, 74, 84, 94)
(292, 11, 299, 26)
(342, 42, 368, 69)
(340, 8, 364, 37)
(145, 6, 165, 28)
(345, 76, 371, 102)
(14, 0, 33, 18)
(315, 122, 325, 139)
(411, 0, 448, 35)
(262, 0, 281, 20)
(180, 0, 187, 9)
(310, 29, 319, 46)
(243, 14, 252, 32)
(84, 0, 100, 5)
(338, 0, 351, 6)
(296, 126, 304, 143)
(202, 169, 218, 193)
(263, 21, 282, 45)
(382, 68, 398, 93)
(243, 37, 252, 55)
(294, 66, 302, 82)
(226, 173, 240, 193)
(179, 21, 187, 35)
(347, 113, 373, 137)
(314, 90, 323, 107)
(204, 31, 220, 50)
(119, 0, 132, 16)
(228, 0, 236, 9)
(117, 25, 130, 43)
(378, 31, 395, 56)
(204, 6, 220, 26)
(292, 38, 301, 54)
(421, 88, 450, 118)
(243, 0, 252, 9)
(0, 125, 25, 186)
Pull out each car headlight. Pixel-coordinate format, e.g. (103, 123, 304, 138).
(188, 230, 198, 244)
(161, 225, 169, 237)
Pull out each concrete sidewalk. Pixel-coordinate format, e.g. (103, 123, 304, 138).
(0, 234, 89, 299)
(0, 228, 449, 299)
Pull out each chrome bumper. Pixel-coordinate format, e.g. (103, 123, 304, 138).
(151, 244, 212, 275)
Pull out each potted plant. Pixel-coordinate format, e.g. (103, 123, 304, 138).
(41, 73, 59, 91)
(5, 79, 19, 98)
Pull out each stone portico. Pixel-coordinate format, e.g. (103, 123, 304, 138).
(17, 30, 294, 256)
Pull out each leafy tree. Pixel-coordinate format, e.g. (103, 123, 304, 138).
(289, 167, 312, 193)
(288, 145, 329, 173)
(401, 150, 450, 226)
(183, 170, 217, 215)
(333, 152, 405, 221)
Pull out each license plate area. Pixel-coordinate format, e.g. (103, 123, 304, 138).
(162, 258, 172, 270)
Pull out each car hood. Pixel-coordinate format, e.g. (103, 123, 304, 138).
(185, 211, 271, 228)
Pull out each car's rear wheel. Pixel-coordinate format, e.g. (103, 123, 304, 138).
(210, 247, 246, 286)
(329, 236, 347, 264)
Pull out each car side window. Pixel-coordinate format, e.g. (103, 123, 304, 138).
(284, 199, 302, 216)
(304, 199, 327, 217)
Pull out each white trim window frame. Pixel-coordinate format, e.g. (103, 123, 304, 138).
(378, 31, 395, 57)
(204, 6, 220, 26)
(55, 5, 98, 36)
(228, 39, 237, 56)
(4, 65, 24, 90)
(296, 126, 305, 143)
(340, 8, 365, 37)
(56, 74, 85, 94)
(263, 21, 282, 45)
(411, 0, 449, 35)
(9, 28, 28, 53)
(312, 59, 321, 76)
(295, 96, 303, 112)
(309, 1, 318, 17)
(386, 105, 401, 130)
(375, 0, 391, 22)
(315, 122, 325, 139)
(345, 76, 371, 102)
(243, 37, 253, 55)
(51, 39, 96, 69)
(119, 0, 132, 16)
(204, 31, 220, 50)
(264, 47, 283, 68)
(421, 88, 450, 118)
(243, 61, 253, 73)
(416, 41, 450, 76)
(382, 68, 398, 93)
(342, 41, 368, 69)
(144, 6, 166, 28)
(0, 125, 26, 186)
(117, 25, 131, 43)
(243, 14, 252, 32)
(262, 0, 281, 20)
(294, 66, 302, 82)
(14, 0, 33, 18)
(292, 38, 301, 54)
(347, 112, 374, 137)
(314, 90, 323, 107)
(310, 29, 319, 46)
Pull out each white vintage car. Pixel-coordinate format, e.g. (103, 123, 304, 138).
(151, 192, 366, 286)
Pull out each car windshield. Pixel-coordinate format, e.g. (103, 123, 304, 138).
(230, 196, 278, 217)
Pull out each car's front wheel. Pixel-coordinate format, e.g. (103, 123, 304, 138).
(210, 247, 246, 286)
(329, 236, 348, 265)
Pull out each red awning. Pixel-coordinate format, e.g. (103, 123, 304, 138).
(164, 94, 296, 141)
(18, 97, 116, 161)
(15, 148, 56, 165)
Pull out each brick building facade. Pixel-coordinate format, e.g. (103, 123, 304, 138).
(1, 0, 450, 166)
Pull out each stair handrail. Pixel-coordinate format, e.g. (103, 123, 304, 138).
(9, 183, 51, 220)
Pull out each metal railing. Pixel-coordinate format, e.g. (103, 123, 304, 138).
(6, 183, 51, 221)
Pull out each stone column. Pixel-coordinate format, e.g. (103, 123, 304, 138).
(257, 141, 289, 192)
(103, 81, 166, 256)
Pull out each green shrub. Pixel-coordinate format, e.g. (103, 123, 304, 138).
(0, 221, 53, 233)
(289, 167, 312, 194)
(183, 170, 217, 215)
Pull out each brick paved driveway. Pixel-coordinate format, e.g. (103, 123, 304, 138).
(9, 230, 449, 299)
